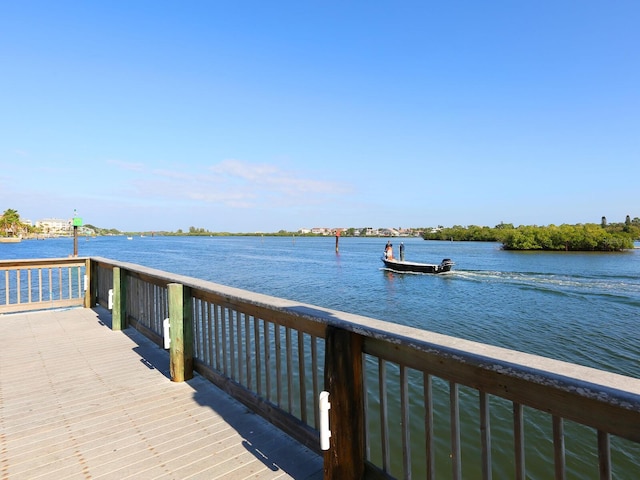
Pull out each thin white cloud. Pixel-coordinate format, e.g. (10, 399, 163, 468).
(189, 191, 256, 208)
(209, 159, 349, 196)
(114, 159, 352, 211)
(108, 159, 146, 172)
(210, 159, 278, 181)
(152, 169, 195, 180)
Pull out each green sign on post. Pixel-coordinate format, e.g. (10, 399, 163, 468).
(73, 217, 83, 227)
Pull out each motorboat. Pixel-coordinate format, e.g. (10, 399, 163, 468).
(381, 257, 454, 274)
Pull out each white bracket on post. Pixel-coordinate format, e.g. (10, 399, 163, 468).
(108, 289, 113, 310)
(163, 318, 171, 349)
(319, 391, 331, 450)
(83, 274, 88, 292)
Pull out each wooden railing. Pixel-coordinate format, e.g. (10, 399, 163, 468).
(4, 257, 640, 479)
(0, 258, 89, 313)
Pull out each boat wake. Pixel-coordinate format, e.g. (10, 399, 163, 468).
(452, 269, 640, 303)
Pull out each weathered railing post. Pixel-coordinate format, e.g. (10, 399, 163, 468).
(84, 258, 95, 308)
(112, 267, 127, 330)
(323, 325, 365, 479)
(168, 283, 193, 382)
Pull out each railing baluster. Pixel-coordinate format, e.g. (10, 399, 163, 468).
(143, 280, 149, 327)
(298, 331, 307, 424)
(400, 364, 411, 479)
(480, 391, 492, 480)
(209, 302, 215, 364)
(229, 309, 236, 380)
(128, 275, 134, 320)
(57, 267, 62, 300)
(214, 304, 221, 370)
(450, 381, 461, 480)
(153, 284, 158, 332)
(264, 320, 271, 402)
(134, 277, 140, 323)
(199, 299, 206, 360)
(254, 317, 262, 396)
(163, 287, 168, 334)
(135, 277, 140, 321)
(286, 327, 293, 414)
(155, 283, 161, 331)
(150, 283, 156, 330)
(203, 301, 210, 365)
(598, 430, 611, 480)
(514, 402, 525, 480)
(193, 299, 200, 360)
(77, 265, 82, 299)
(193, 298, 200, 360)
(552, 415, 565, 480)
(27, 269, 32, 303)
(236, 310, 243, 385)
(221, 307, 228, 376)
(17, 270, 21, 304)
(158, 285, 164, 335)
(379, 358, 390, 472)
(275, 323, 282, 407)
(38, 268, 43, 303)
(142, 279, 148, 326)
(312, 336, 319, 429)
(424, 373, 434, 480)
(245, 313, 251, 389)
(205, 302, 211, 366)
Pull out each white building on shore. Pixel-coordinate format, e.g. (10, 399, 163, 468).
(36, 218, 72, 235)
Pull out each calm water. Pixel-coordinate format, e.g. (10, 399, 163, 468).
(5, 235, 639, 378)
(4, 235, 640, 478)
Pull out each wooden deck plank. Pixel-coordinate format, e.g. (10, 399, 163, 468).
(0, 307, 322, 480)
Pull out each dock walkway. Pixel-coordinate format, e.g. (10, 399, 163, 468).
(0, 307, 322, 480)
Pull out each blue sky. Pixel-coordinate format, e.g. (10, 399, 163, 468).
(1, 1, 638, 232)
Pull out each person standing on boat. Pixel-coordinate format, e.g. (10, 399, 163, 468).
(399, 242, 405, 261)
(385, 243, 394, 260)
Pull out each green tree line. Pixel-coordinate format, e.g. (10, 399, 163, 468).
(422, 217, 639, 251)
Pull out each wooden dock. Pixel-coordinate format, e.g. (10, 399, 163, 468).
(0, 307, 323, 480)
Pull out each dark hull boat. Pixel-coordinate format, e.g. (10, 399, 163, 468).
(381, 257, 454, 274)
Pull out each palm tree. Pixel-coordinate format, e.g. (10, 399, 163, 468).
(0, 209, 25, 237)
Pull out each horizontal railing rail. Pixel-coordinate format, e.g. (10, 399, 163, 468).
(7, 257, 640, 479)
(0, 258, 89, 314)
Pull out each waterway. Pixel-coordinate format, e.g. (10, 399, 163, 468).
(3, 235, 639, 478)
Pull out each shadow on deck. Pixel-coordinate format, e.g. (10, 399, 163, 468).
(0, 306, 322, 479)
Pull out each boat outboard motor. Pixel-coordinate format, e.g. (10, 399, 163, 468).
(438, 259, 455, 272)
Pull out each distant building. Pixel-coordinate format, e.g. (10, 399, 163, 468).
(36, 218, 72, 235)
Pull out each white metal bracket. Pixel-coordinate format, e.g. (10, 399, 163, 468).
(163, 318, 171, 349)
(319, 391, 331, 450)
(108, 289, 113, 310)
